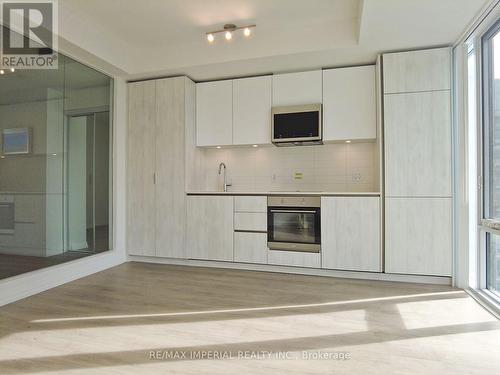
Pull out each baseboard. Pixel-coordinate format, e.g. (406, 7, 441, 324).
(0, 250, 126, 307)
(128, 256, 452, 285)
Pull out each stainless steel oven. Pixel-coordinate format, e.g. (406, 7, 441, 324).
(267, 196, 321, 253)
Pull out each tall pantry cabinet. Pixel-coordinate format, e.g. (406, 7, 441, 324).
(383, 48, 452, 276)
(127, 77, 195, 258)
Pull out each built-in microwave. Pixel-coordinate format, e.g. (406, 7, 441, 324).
(271, 104, 322, 146)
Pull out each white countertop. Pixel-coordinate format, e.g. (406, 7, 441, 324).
(186, 191, 381, 196)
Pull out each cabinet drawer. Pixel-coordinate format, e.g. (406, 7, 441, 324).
(234, 196, 267, 212)
(268, 250, 321, 268)
(234, 212, 267, 232)
(234, 232, 268, 264)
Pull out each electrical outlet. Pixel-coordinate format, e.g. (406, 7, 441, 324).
(352, 173, 362, 182)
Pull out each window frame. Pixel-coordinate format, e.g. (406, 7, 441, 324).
(479, 19, 500, 299)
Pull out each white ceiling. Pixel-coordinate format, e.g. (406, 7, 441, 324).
(57, 0, 490, 81)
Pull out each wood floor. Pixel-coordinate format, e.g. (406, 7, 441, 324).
(0, 225, 110, 279)
(0, 262, 499, 375)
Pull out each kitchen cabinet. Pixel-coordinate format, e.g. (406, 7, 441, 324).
(155, 77, 189, 259)
(233, 76, 272, 145)
(272, 70, 322, 106)
(234, 212, 267, 232)
(196, 80, 233, 146)
(322, 66, 376, 141)
(268, 250, 321, 268)
(234, 196, 267, 212)
(383, 47, 452, 277)
(321, 197, 381, 272)
(234, 232, 268, 264)
(127, 80, 156, 256)
(186, 196, 234, 261)
(384, 90, 451, 197)
(383, 47, 451, 94)
(385, 197, 452, 276)
(127, 77, 194, 258)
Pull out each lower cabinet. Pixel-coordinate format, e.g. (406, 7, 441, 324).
(234, 232, 268, 264)
(385, 197, 452, 276)
(321, 197, 381, 272)
(268, 250, 321, 268)
(186, 196, 234, 261)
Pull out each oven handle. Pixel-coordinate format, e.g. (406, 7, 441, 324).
(270, 209, 317, 214)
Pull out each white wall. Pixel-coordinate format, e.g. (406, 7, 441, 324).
(191, 142, 378, 192)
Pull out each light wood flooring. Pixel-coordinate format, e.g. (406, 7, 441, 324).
(0, 262, 499, 374)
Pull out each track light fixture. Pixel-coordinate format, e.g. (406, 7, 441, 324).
(206, 23, 256, 43)
(0, 68, 15, 75)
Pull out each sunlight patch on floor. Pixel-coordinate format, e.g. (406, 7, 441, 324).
(395, 297, 498, 329)
(30, 291, 464, 323)
(0, 309, 368, 361)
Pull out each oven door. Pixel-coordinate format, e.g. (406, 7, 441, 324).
(267, 206, 321, 253)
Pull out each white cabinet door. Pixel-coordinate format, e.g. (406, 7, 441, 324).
(383, 47, 451, 94)
(385, 197, 452, 276)
(384, 90, 451, 197)
(186, 196, 234, 261)
(233, 76, 272, 145)
(155, 77, 186, 259)
(322, 66, 376, 141)
(272, 70, 322, 106)
(321, 197, 381, 272)
(196, 80, 233, 146)
(234, 232, 268, 264)
(127, 81, 156, 256)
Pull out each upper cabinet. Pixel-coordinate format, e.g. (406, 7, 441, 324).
(233, 76, 272, 145)
(196, 80, 233, 146)
(272, 70, 322, 106)
(195, 67, 379, 147)
(383, 48, 451, 93)
(322, 66, 377, 141)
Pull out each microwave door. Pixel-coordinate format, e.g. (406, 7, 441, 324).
(272, 104, 322, 144)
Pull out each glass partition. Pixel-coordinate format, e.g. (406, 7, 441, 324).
(0, 28, 112, 279)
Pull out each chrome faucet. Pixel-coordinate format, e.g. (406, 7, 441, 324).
(218, 162, 232, 192)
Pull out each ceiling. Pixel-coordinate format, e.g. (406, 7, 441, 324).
(56, 0, 492, 80)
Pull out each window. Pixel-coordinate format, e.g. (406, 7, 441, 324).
(481, 21, 500, 299)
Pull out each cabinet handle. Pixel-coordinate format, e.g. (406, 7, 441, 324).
(153, 173, 156, 185)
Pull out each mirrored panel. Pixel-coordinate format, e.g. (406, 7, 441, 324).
(0, 28, 113, 279)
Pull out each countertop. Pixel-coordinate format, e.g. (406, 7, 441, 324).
(186, 191, 381, 196)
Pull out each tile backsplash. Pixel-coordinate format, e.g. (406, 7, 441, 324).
(192, 142, 379, 192)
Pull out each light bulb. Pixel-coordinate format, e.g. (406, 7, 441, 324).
(10, 68, 15, 73)
(216, 146, 222, 149)
(207, 33, 214, 43)
(225, 31, 232, 40)
(0, 70, 4, 75)
(252, 144, 258, 148)
(244, 27, 251, 37)
(345, 140, 351, 143)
